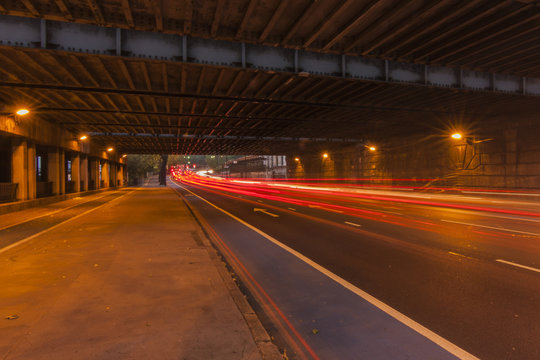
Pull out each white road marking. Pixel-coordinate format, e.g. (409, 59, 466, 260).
(344, 221, 362, 227)
(308, 204, 343, 213)
(253, 208, 279, 218)
(440, 219, 540, 237)
(495, 259, 540, 273)
(470, 212, 540, 224)
(174, 182, 479, 360)
(463, 191, 540, 197)
(448, 251, 473, 259)
(0, 193, 111, 232)
(0, 191, 132, 254)
(378, 210, 404, 216)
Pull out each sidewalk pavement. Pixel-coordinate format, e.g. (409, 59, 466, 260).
(0, 177, 281, 359)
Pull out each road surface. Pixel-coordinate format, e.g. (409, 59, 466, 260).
(171, 174, 540, 360)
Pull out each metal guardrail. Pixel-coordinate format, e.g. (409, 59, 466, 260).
(65, 181, 76, 194)
(0, 183, 18, 203)
(36, 181, 53, 198)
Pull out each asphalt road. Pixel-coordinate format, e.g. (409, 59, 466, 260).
(171, 175, 540, 360)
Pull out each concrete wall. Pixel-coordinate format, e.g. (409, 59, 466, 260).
(289, 120, 540, 190)
(1, 113, 126, 202)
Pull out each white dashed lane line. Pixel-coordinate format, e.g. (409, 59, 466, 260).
(495, 259, 540, 274)
(441, 219, 540, 237)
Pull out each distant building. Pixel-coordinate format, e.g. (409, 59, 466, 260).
(226, 155, 287, 179)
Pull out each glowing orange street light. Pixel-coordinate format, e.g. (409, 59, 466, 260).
(451, 133, 462, 140)
(294, 157, 300, 162)
(369, 146, 376, 151)
(322, 153, 329, 159)
(122, 154, 127, 158)
(79, 135, 88, 141)
(16, 109, 29, 116)
(107, 147, 114, 152)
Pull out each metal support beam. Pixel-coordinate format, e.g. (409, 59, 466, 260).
(0, 15, 538, 96)
(40, 19, 46, 49)
(241, 43, 246, 68)
(87, 132, 359, 143)
(115, 28, 122, 56)
(182, 35, 187, 62)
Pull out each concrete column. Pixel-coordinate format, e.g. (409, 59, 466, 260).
(12, 138, 28, 200)
(102, 161, 109, 188)
(48, 147, 61, 195)
(88, 158, 97, 190)
(110, 162, 116, 187)
(118, 165, 124, 186)
(27, 142, 36, 200)
(94, 158, 99, 189)
(72, 153, 80, 192)
(59, 149, 65, 194)
(80, 155, 88, 191)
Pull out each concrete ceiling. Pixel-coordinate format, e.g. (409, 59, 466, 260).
(0, 0, 539, 154)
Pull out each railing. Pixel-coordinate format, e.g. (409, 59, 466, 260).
(65, 181, 76, 194)
(0, 183, 18, 203)
(36, 181, 53, 198)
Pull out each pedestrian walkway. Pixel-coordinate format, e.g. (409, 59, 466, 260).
(0, 178, 279, 359)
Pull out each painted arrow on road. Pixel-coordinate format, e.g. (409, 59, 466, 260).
(253, 208, 279, 217)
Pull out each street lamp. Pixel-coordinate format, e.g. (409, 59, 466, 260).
(322, 153, 329, 159)
(107, 147, 114, 152)
(294, 157, 300, 162)
(16, 109, 30, 116)
(369, 146, 376, 151)
(79, 135, 88, 141)
(451, 133, 462, 140)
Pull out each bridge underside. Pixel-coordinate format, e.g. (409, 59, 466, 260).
(1, 46, 538, 154)
(1, 0, 540, 154)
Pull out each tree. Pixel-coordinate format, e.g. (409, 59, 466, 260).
(126, 154, 161, 185)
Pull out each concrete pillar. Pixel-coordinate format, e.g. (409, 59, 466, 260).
(81, 155, 88, 191)
(88, 158, 97, 190)
(72, 153, 80, 192)
(48, 147, 61, 195)
(59, 149, 65, 194)
(102, 161, 109, 188)
(118, 164, 124, 186)
(110, 162, 116, 187)
(12, 139, 28, 200)
(27, 142, 36, 200)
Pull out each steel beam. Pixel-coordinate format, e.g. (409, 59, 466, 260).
(87, 132, 359, 143)
(0, 14, 538, 96)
